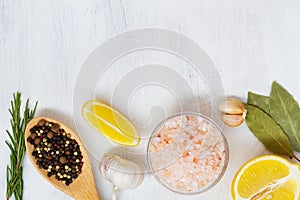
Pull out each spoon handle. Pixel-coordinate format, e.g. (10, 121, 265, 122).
(72, 183, 101, 200)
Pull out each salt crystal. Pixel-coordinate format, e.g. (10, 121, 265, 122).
(150, 114, 226, 193)
(201, 123, 207, 132)
(153, 137, 161, 143)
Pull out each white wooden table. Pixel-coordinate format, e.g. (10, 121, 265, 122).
(1, 1, 300, 199)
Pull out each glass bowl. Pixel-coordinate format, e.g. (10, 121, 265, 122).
(147, 112, 229, 195)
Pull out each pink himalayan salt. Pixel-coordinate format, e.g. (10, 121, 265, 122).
(149, 114, 227, 193)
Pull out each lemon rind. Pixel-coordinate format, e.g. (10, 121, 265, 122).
(81, 100, 140, 146)
(232, 155, 300, 200)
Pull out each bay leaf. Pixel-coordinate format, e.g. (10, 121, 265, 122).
(270, 81, 300, 152)
(245, 104, 295, 158)
(247, 91, 270, 114)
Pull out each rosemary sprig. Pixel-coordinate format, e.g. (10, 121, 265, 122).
(5, 92, 38, 200)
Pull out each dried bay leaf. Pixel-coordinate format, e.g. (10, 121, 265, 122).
(245, 104, 295, 158)
(247, 92, 270, 115)
(270, 82, 300, 152)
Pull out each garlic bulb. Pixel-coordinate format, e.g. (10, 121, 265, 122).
(99, 154, 144, 200)
(218, 98, 247, 127)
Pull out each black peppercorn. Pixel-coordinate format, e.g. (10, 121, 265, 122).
(59, 156, 68, 164)
(34, 138, 41, 145)
(51, 124, 59, 133)
(38, 119, 46, 126)
(27, 119, 84, 186)
(47, 131, 54, 139)
(30, 132, 37, 139)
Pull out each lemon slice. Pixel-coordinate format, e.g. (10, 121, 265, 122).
(232, 155, 300, 200)
(82, 100, 140, 146)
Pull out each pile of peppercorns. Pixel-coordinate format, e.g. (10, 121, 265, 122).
(27, 119, 83, 186)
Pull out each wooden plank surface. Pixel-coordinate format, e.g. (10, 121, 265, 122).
(1, 0, 300, 199)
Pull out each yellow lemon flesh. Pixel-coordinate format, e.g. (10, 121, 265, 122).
(232, 155, 300, 200)
(82, 100, 140, 146)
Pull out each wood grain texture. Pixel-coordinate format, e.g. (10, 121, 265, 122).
(1, 0, 300, 200)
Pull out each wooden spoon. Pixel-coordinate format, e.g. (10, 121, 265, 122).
(25, 116, 101, 200)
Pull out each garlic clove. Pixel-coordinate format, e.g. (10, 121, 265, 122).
(218, 98, 245, 115)
(99, 154, 144, 190)
(222, 114, 244, 127)
(110, 167, 144, 190)
(226, 97, 245, 107)
(99, 154, 120, 181)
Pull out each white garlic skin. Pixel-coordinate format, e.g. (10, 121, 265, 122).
(218, 97, 247, 127)
(99, 154, 144, 190)
(218, 98, 245, 115)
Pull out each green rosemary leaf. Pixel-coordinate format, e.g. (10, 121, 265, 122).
(245, 104, 296, 158)
(30, 102, 38, 119)
(5, 92, 38, 200)
(6, 131, 15, 146)
(11, 182, 19, 197)
(5, 141, 15, 155)
(6, 166, 10, 184)
(270, 82, 300, 152)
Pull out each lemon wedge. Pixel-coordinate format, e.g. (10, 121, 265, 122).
(232, 155, 300, 200)
(82, 100, 140, 146)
